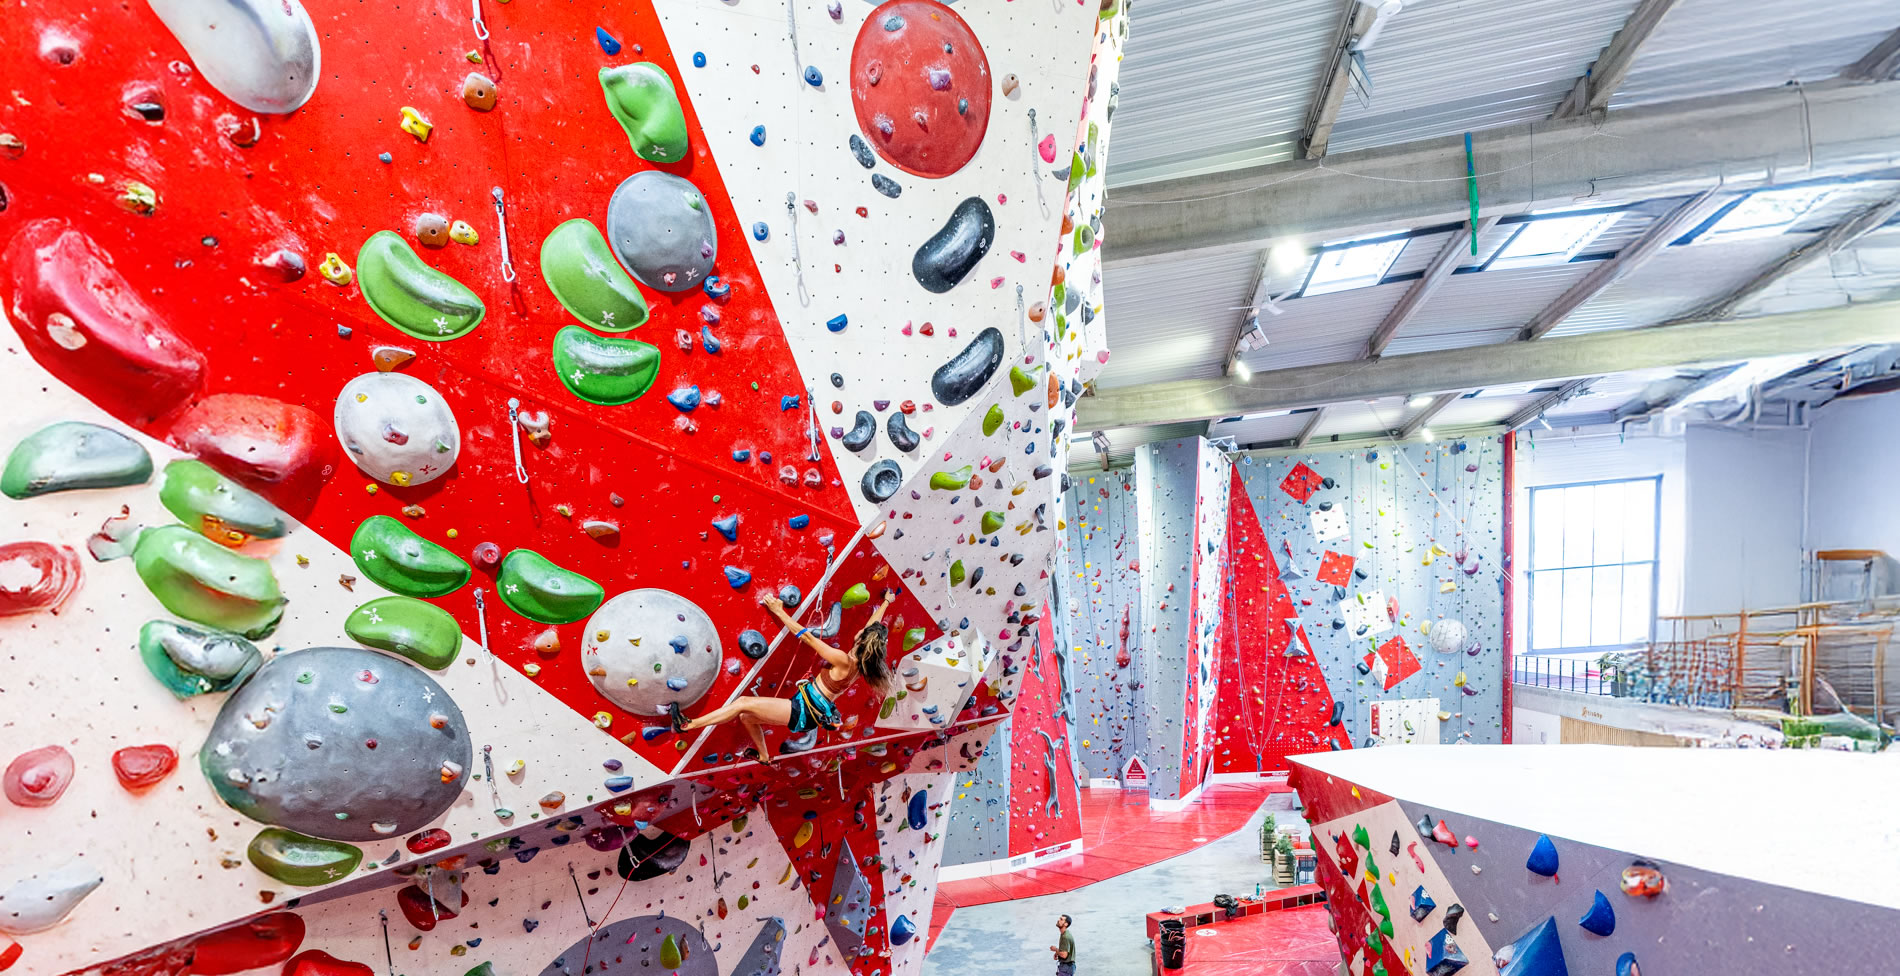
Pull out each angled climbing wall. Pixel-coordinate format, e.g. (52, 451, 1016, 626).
(1233, 441, 1507, 747)
(1062, 468, 1145, 783)
(0, 0, 1116, 971)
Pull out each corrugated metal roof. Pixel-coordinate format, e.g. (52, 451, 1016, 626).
(1326, 0, 1641, 155)
(1434, 391, 1547, 427)
(1384, 263, 1598, 354)
(1313, 396, 1411, 438)
(1065, 421, 1206, 471)
(1206, 410, 1313, 447)
(1097, 247, 1261, 388)
(1108, 0, 1345, 188)
(1611, 0, 1900, 110)
(1240, 279, 1412, 371)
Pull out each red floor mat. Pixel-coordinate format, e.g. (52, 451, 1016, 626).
(1171, 905, 1338, 976)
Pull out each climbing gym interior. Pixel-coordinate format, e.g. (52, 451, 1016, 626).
(1, 1, 1897, 976)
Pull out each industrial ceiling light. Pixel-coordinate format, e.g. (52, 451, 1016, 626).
(1234, 358, 1253, 381)
(1419, 428, 1435, 442)
(1407, 394, 1434, 408)
(1268, 241, 1307, 272)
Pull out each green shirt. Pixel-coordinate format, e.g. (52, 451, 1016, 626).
(1058, 930, 1076, 964)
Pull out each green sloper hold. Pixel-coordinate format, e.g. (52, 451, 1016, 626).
(247, 827, 363, 886)
(841, 582, 870, 609)
(929, 465, 972, 490)
(1352, 824, 1371, 850)
(346, 595, 462, 670)
(2, 422, 152, 498)
(465, 965, 498, 976)
(659, 933, 683, 969)
(350, 515, 470, 598)
(599, 62, 689, 163)
(356, 231, 485, 342)
(133, 526, 286, 639)
(903, 628, 925, 652)
(879, 696, 899, 719)
(949, 560, 965, 587)
(138, 620, 262, 698)
(541, 219, 650, 332)
(982, 404, 1004, 437)
(980, 511, 1005, 535)
(551, 326, 662, 405)
(1008, 366, 1035, 396)
(496, 548, 603, 624)
(159, 459, 289, 544)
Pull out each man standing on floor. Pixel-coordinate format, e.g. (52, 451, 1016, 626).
(1051, 914, 1076, 976)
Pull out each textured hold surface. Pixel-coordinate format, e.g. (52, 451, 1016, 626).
(599, 63, 689, 163)
(1578, 889, 1616, 936)
(912, 196, 993, 293)
(0, 541, 83, 617)
(0, 858, 103, 935)
(1, 422, 152, 499)
(4, 745, 74, 807)
(282, 950, 375, 976)
(201, 646, 472, 841)
(159, 458, 291, 545)
(930, 327, 1004, 405)
(540, 219, 651, 332)
(496, 549, 605, 624)
(731, 916, 787, 976)
(246, 828, 364, 886)
(138, 620, 263, 698)
(333, 372, 461, 488)
(110, 744, 179, 791)
(133, 526, 285, 638)
(842, 410, 877, 452)
(182, 913, 307, 975)
(355, 231, 485, 341)
(536, 915, 714, 976)
(823, 839, 874, 955)
(862, 458, 902, 502)
(1526, 834, 1559, 877)
(164, 394, 338, 511)
(605, 171, 717, 293)
(147, 0, 321, 113)
(849, 0, 992, 178)
(551, 326, 662, 405)
(350, 515, 470, 598)
(345, 595, 463, 670)
(583, 588, 722, 715)
(2, 219, 207, 424)
(886, 410, 920, 452)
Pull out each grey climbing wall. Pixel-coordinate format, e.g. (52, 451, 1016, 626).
(1234, 438, 1506, 746)
(1136, 437, 1227, 800)
(1061, 468, 1145, 782)
(941, 714, 1014, 868)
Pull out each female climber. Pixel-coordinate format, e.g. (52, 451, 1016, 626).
(674, 588, 896, 764)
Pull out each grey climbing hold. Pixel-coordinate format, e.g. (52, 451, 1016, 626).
(148, 0, 321, 114)
(862, 459, 902, 502)
(732, 916, 788, 976)
(583, 589, 722, 716)
(606, 171, 718, 293)
(871, 174, 902, 198)
(738, 628, 769, 660)
(887, 411, 920, 452)
(848, 134, 875, 169)
(930, 327, 1004, 405)
(0, 857, 104, 935)
(2, 422, 152, 498)
(912, 196, 992, 293)
(842, 411, 876, 452)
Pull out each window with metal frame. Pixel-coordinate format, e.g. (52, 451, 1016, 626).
(1527, 476, 1660, 653)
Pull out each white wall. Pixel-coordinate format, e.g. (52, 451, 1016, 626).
(1680, 425, 1807, 613)
(1809, 391, 1900, 558)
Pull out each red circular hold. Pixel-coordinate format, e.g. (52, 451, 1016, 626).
(112, 743, 178, 791)
(0, 541, 82, 618)
(850, 0, 991, 178)
(4, 744, 74, 807)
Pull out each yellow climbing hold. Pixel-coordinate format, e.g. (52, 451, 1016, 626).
(399, 106, 433, 141)
(318, 252, 354, 286)
(792, 821, 814, 847)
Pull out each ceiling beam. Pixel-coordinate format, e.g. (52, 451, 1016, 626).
(1106, 81, 1900, 267)
(1075, 300, 1900, 431)
(1397, 393, 1459, 438)
(1517, 189, 1727, 341)
(1293, 406, 1329, 448)
(1362, 217, 1500, 358)
(1505, 378, 1597, 429)
(1299, 1, 1380, 159)
(1551, 0, 1684, 118)
(1843, 26, 1900, 81)
(1666, 192, 1900, 324)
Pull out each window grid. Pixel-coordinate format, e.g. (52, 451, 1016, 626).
(1527, 477, 1661, 654)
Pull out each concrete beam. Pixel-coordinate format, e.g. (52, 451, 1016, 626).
(1668, 192, 1900, 323)
(1519, 190, 1726, 340)
(1075, 300, 1900, 431)
(1551, 0, 1684, 118)
(1397, 392, 1459, 438)
(1843, 26, 1900, 81)
(1106, 81, 1900, 267)
(1300, 2, 1380, 159)
(1506, 378, 1597, 430)
(1364, 217, 1499, 358)
(1293, 406, 1329, 448)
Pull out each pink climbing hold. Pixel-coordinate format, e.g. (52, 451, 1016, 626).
(4, 744, 75, 807)
(1432, 819, 1457, 848)
(0, 541, 82, 617)
(112, 743, 178, 791)
(1038, 134, 1057, 162)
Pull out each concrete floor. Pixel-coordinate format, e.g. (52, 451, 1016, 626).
(923, 791, 1309, 976)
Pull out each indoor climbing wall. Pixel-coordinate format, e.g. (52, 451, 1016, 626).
(1061, 469, 1144, 783)
(1175, 438, 1232, 801)
(1210, 465, 1351, 775)
(0, 0, 1113, 970)
(940, 718, 1013, 869)
(1233, 441, 1507, 747)
(1003, 610, 1084, 864)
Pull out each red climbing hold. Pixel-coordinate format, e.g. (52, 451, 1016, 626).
(165, 394, 338, 515)
(0, 938, 20, 972)
(112, 743, 179, 791)
(395, 883, 467, 931)
(405, 828, 452, 855)
(0, 541, 82, 617)
(4, 744, 74, 807)
(184, 912, 306, 974)
(280, 949, 374, 976)
(1432, 819, 1458, 848)
(2, 218, 206, 424)
(850, 0, 991, 178)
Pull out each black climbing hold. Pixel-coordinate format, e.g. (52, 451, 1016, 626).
(738, 629, 768, 659)
(871, 174, 902, 198)
(1328, 701, 1344, 726)
(1012, 582, 1027, 597)
(1318, 501, 1333, 511)
(842, 411, 877, 452)
(778, 584, 802, 607)
(1059, 473, 1071, 492)
(930, 327, 1004, 406)
(1353, 568, 1368, 580)
(912, 197, 993, 293)
(1033, 464, 1053, 480)
(1443, 903, 1464, 933)
(887, 411, 920, 452)
(830, 373, 844, 388)
(862, 459, 901, 502)
(967, 566, 983, 589)
(616, 831, 690, 880)
(1321, 477, 1337, 489)
(1390, 831, 1401, 857)
(849, 134, 875, 169)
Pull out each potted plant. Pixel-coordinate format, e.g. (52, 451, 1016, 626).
(1260, 813, 1277, 863)
(1274, 833, 1296, 885)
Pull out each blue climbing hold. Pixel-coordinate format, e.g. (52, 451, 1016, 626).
(692, 52, 707, 67)
(1526, 834, 1559, 877)
(1615, 952, 1639, 976)
(641, 726, 669, 741)
(665, 676, 689, 691)
(752, 221, 770, 241)
(378, 152, 392, 164)
(1577, 890, 1615, 936)
(1496, 917, 1567, 976)
(890, 914, 916, 946)
(750, 125, 766, 146)
(788, 514, 810, 530)
(907, 789, 928, 830)
(596, 27, 622, 54)
(803, 66, 823, 86)
(827, 314, 848, 332)
(701, 325, 722, 354)
(704, 276, 730, 299)
(732, 449, 752, 462)
(604, 775, 634, 792)
(780, 395, 802, 411)
(603, 759, 623, 771)
(667, 386, 702, 412)
(1409, 885, 1436, 922)
(759, 451, 772, 463)
(669, 634, 690, 654)
(712, 514, 739, 542)
(1425, 927, 1467, 976)
(516, 847, 541, 864)
(723, 566, 752, 588)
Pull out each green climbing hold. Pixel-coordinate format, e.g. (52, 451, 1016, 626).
(350, 515, 470, 598)
(1074, 223, 1095, 254)
(246, 827, 363, 886)
(158, 459, 289, 545)
(541, 219, 651, 332)
(903, 627, 926, 652)
(841, 582, 871, 609)
(980, 511, 1004, 535)
(599, 63, 690, 163)
(1352, 824, 1371, 851)
(737, 894, 750, 910)
(464, 965, 499, 976)
(133, 526, 286, 639)
(982, 404, 1004, 437)
(949, 560, 966, 587)
(356, 230, 485, 342)
(496, 549, 604, 624)
(551, 326, 662, 405)
(880, 696, 898, 719)
(1008, 366, 1035, 396)
(930, 465, 972, 490)
(138, 619, 263, 698)
(345, 595, 462, 670)
(659, 933, 683, 969)
(2, 422, 152, 498)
